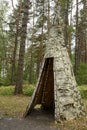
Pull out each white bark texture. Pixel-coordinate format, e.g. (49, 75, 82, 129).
(45, 26, 85, 121)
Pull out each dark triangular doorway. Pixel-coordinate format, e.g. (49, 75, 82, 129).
(24, 58, 54, 117)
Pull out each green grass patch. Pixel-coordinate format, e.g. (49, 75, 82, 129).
(0, 85, 87, 98)
(0, 85, 34, 117)
(0, 84, 87, 99)
(0, 84, 34, 96)
(23, 84, 34, 96)
(76, 63, 87, 85)
(79, 85, 87, 99)
(0, 86, 14, 96)
(0, 85, 87, 99)
(0, 95, 30, 117)
(0, 85, 87, 129)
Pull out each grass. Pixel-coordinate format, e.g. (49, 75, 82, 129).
(0, 95, 30, 118)
(0, 84, 34, 117)
(55, 116, 87, 130)
(0, 85, 87, 130)
(0, 84, 34, 96)
(23, 84, 34, 96)
(79, 85, 87, 98)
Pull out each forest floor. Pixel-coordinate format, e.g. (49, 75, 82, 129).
(0, 85, 87, 130)
(0, 109, 57, 130)
(0, 95, 57, 130)
(0, 95, 87, 130)
(0, 109, 87, 130)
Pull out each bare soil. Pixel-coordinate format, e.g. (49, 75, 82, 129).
(0, 108, 57, 130)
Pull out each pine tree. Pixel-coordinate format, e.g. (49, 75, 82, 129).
(14, 0, 31, 94)
(11, 0, 23, 84)
(74, 0, 79, 75)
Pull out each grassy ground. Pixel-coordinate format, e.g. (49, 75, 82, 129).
(0, 84, 33, 117)
(0, 84, 34, 96)
(0, 95, 30, 117)
(55, 116, 87, 130)
(0, 85, 87, 130)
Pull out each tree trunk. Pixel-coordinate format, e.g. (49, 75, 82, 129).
(11, 0, 23, 84)
(28, 2, 34, 84)
(74, 0, 79, 75)
(14, 0, 30, 94)
(47, 0, 50, 39)
(83, 0, 87, 63)
(36, 0, 44, 78)
(64, 0, 69, 46)
(68, 0, 73, 57)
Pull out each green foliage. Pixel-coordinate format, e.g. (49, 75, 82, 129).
(60, 0, 66, 8)
(0, 86, 14, 96)
(71, 53, 75, 66)
(0, 84, 87, 99)
(0, 85, 34, 96)
(36, 15, 47, 27)
(0, 76, 10, 86)
(23, 84, 34, 96)
(76, 63, 87, 85)
(68, 25, 75, 33)
(2, 77, 11, 86)
(0, 72, 12, 86)
(79, 85, 87, 99)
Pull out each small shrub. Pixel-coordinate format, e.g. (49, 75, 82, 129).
(0, 84, 34, 96)
(76, 63, 87, 85)
(79, 85, 87, 99)
(23, 84, 34, 96)
(0, 86, 14, 96)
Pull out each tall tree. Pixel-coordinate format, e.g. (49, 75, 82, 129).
(68, 0, 73, 57)
(64, 0, 69, 46)
(80, 0, 87, 63)
(0, 0, 10, 84)
(14, 0, 30, 94)
(47, 0, 50, 39)
(74, 0, 87, 74)
(28, 1, 35, 84)
(11, 0, 23, 84)
(74, 0, 79, 75)
(36, 0, 45, 77)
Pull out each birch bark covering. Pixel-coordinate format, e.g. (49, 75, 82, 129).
(44, 0, 85, 121)
(45, 26, 85, 121)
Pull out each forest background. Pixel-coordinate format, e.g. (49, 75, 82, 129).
(0, 0, 87, 95)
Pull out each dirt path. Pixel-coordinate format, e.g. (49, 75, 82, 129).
(0, 109, 58, 130)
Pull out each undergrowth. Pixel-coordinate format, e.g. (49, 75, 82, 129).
(0, 84, 34, 96)
(0, 85, 87, 98)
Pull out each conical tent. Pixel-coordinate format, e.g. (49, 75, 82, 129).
(24, 27, 85, 121)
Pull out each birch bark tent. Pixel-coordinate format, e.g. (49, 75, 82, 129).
(24, 0, 85, 122)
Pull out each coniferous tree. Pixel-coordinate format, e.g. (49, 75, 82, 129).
(74, 0, 87, 75)
(80, 0, 87, 63)
(68, 0, 73, 57)
(11, 0, 23, 84)
(28, 1, 35, 84)
(36, 0, 45, 77)
(14, 0, 31, 94)
(0, 0, 11, 85)
(74, 0, 79, 75)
